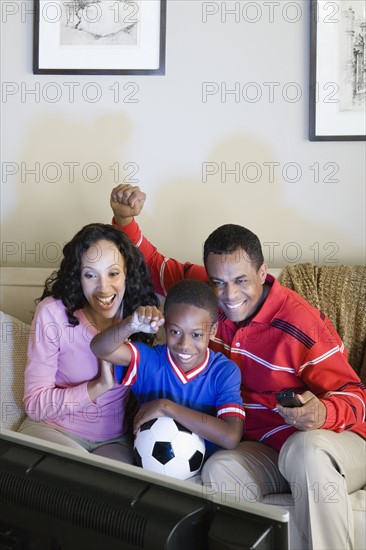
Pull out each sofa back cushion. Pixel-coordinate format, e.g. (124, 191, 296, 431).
(279, 263, 366, 383)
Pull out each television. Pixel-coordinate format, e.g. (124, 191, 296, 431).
(0, 429, 289, 550)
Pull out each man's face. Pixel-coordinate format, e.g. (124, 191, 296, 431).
(205, 249, 267, 323)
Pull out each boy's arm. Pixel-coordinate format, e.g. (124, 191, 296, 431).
(110, 184, 208, 296)
(90, 306, 164, 365)
(133, 399, 244, 450)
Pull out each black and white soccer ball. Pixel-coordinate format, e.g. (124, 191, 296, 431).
(134, 417, 206, 480)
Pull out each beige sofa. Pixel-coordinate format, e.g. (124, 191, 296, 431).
(265, 263, 366, 549)
(1, 264, 365, 549)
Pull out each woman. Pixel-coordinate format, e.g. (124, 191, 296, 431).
(18, 223, 159, 463)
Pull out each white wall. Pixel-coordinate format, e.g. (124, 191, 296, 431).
(1, 1, 365, 270)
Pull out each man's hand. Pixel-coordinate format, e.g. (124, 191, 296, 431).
(110, 184, 146, 226)
(276, 390, 326, 430)
(130, 306, 164, 335)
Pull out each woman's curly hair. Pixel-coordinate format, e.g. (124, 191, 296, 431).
(39, 223, 159, 344)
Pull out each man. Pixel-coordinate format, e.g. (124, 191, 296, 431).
(110, 184, 365, 550)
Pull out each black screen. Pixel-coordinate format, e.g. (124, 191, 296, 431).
(0, 436, 288, 550)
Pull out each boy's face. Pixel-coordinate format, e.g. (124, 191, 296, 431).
(165, 303, 217, 373)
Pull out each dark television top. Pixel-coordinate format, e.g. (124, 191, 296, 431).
(0, 430, 289, 550)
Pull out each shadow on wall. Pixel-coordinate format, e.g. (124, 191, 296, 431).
(1, 113, 133, 268)
(138, 134, 360, 268)
(1, 128, 362, 268)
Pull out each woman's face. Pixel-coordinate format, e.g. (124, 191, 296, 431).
(80, 239, 126, 324)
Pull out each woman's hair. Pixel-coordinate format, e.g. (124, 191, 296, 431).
(164, 280, 218, 324)
(39, 223, 158, 343)
(203, 224, 264, 271)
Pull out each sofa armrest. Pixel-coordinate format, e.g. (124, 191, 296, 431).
(0, 311, 29, 431)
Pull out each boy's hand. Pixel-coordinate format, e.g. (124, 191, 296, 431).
(133, 399, 170, 433)
(110, 184, 146, 225)
(130, 306, 164, 334)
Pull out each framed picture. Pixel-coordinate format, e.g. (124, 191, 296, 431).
(309, 0, 366, 141)
(33, 0, 167, 75)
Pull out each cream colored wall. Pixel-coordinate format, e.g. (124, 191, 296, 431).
(1, 1, 365, 270)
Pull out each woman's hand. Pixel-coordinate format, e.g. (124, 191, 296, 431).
(87, 360, 115, 402)
(98, 359, 116, 391)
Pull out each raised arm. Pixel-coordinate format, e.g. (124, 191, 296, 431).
(110, 184, 146, 226)
(110, 184, 208, 296)
(90, 305, 164, 365)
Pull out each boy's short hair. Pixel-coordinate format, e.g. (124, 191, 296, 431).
(164, 280, 218, 324)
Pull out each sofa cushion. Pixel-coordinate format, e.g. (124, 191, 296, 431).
(0, 311, 29, 431)
(279, 263, 366, 381)
(263, 488, 366, 550)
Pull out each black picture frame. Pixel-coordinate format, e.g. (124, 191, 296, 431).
(33, 1, 166, 75)
(309, 0, 366, 141)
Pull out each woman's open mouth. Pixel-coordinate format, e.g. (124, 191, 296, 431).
(96, 295, 116, 308)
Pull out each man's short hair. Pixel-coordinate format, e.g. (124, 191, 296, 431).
(203, 224, 264, 271)
(164, 280, 218, 324)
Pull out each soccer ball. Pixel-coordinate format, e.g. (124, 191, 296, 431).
(134, 417, 206, 480)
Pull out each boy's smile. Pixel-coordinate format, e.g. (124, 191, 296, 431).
(165, 303, 217, 373)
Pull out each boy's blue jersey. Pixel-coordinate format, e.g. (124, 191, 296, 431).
(115, 343, 245, 456)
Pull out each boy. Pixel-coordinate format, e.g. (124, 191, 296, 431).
(90, 280, 245, 459)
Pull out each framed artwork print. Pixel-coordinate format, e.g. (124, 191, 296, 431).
(33, 0, 167, 75)
(309, 0, 366, 140)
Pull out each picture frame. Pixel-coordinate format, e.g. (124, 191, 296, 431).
(33, 0, 167, 75)
(309, 0, 366, 141)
